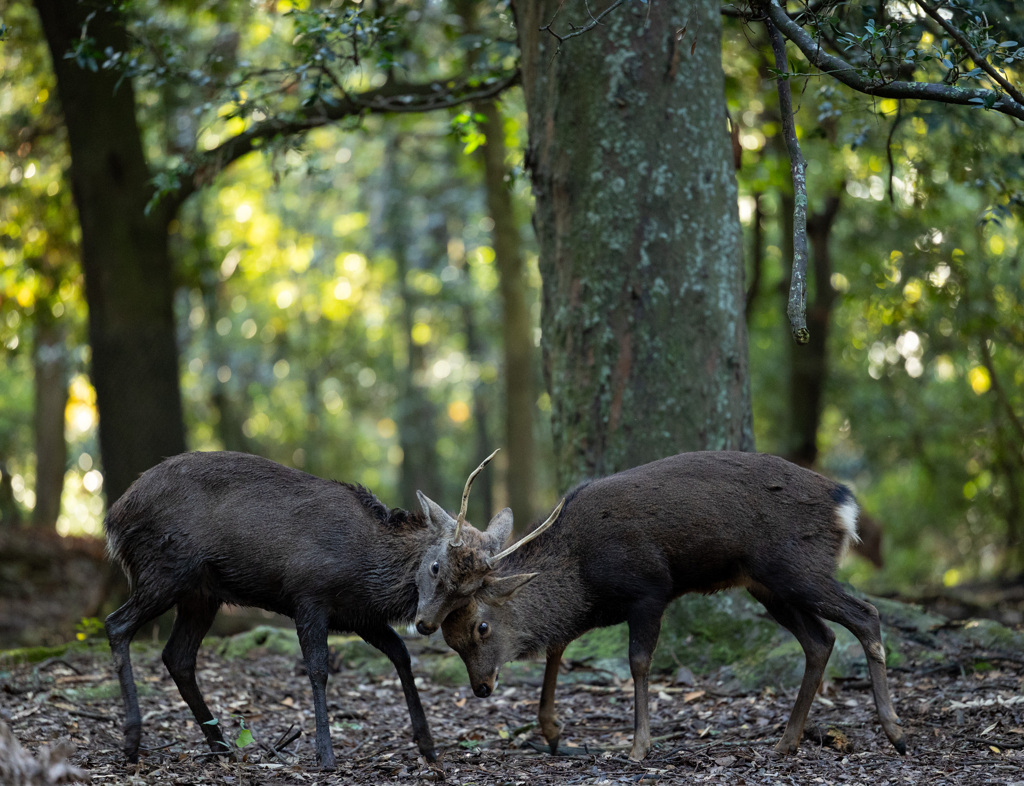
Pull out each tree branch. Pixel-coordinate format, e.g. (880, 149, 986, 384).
(766, 18, 810, 344)
(914, 0, 1024, 108)
(164, 70, 520, 212)
(759, 0, 1024, 122)
(540, 0, 627, 46)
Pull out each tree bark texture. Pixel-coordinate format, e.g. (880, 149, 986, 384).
(34, 0, 186, 504)
(475, 99, 538, 525)
(515, 0, 753, 488)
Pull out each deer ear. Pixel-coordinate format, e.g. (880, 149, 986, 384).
(477, 572, 537, 606)
(484, 507, 514, 551)
(417, 490, 456, 533)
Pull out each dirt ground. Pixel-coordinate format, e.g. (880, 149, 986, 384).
(3, 630, 1023, 786)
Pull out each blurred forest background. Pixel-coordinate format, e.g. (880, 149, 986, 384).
(0, 0, 1022, 647)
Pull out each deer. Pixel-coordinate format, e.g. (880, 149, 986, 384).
(414, 450, 562, 636)
(435, 451, 907, 760)
(103, 449, 507, 771)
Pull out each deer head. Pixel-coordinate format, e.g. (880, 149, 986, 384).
(414, 492, 565, 635)
(438, 575, 537, 697)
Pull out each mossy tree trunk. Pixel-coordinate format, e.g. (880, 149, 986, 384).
(514, 0, 753, 489)
(35, 0, 186, 504)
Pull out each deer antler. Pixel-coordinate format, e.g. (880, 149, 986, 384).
(452, 448, 500, 546)
(486, 497, 565, 566)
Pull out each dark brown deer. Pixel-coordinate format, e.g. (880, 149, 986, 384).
(437, 451, 907, 760)
(103, 450, 505, 771)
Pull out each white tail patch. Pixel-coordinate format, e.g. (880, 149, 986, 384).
(835, 496, 861, 560)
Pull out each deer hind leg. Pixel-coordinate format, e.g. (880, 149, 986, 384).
(105, 591, 175, 761)
(813, 583, 906, 754)
(626, 600, 665, 761)
(358, 623, 436, 761)
(748, 585, 835, 754)
(295, 608, 336, 771)
(538, 645, 566, 754)
(162, 594, 225, 755)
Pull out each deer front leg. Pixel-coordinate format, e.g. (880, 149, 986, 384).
(538, 645, 566, 754)
(627, 604, 663, 761)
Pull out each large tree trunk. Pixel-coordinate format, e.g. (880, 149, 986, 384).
(515, 0, 752, 488)
(34, 0, 186, 504)
(475, 99, 538, 526)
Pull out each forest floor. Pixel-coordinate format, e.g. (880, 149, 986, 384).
(2, 624, 1024, 786)
(3, 529, 1024, 784)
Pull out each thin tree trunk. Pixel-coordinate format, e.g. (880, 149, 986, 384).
(0, 460, 22, 528)
(786, 193, 841, 466)
(34, 0, 186, 505)
(463, 301, 495, 522)
(515, 0, 752, 488)
(380, 137, 441, 509)
(475, 99, 537, 526)
(32, 316, 68, 530)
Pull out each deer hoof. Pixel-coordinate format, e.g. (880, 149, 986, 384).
(546, 734, 560, 755)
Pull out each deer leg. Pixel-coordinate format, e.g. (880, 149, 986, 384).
(538, 645, 566, 754)
(358, 623, 436, 761)
(162, 594, 225, 755)
(295, 609, 336, 771)
(748, 585, 835, 754)
(105, 592, 175, 762)
(626, 603, 663, 761)
(813, 583, 906, 754)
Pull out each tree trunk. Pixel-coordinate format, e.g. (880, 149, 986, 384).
(0, 460, 22, 529)
(463, 300, 496, 523)
(785, 193, 841, 466)
(515, 0, 752, 488)
(34, 0, 186, 505)
(475, 99, 538, 526)
(32, 316, 68, 530)
(380, 137, 441, 509)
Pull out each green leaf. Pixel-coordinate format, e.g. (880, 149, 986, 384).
(236, 728, 255, 748)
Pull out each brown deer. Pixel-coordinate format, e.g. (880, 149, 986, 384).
(436, 451, 906, 760)
(104, 450, 504, 771)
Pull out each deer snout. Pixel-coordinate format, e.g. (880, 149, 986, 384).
(416, 619, 438, 635)
(473, 682, 492, 698)
(472, 670, 497, 698)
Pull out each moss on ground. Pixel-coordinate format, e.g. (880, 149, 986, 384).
(0, 643, 71, 666)
(213, 625, 301, 658)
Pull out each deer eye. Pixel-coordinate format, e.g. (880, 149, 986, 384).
(431, 561, 440, 576)
(478, 621, 489, 637)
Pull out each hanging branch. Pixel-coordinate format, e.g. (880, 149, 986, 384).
(766, 18, 810, 344)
